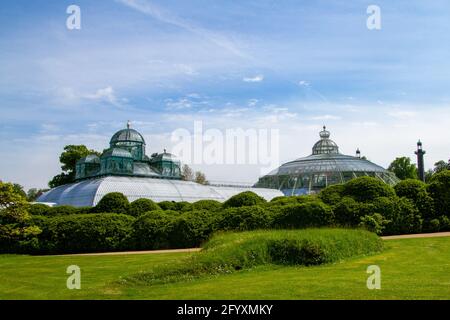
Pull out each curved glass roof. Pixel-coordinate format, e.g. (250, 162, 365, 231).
(37, 176, 283, 207)
(255, 126, 399, 195)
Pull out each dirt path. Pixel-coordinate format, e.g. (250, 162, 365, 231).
(381, 231, 450, 240)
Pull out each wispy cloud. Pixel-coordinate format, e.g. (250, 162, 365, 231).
(243, 75, 264, 82)
(116, 0, 248, 58)
(84, 86, 124, 107)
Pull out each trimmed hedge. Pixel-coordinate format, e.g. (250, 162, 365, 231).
(343, 176, 395, 202)
(128, 198, 160, 217)
(273, 201, 334, 229)
(37, 213, 135, 254)
(428, 170, 450, 218)
(223, 191, 266, 208)
(217, 206, 272, 231)
(93, 192, 129, 214)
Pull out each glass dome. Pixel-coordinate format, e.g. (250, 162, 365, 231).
(255, 126, 399, 195)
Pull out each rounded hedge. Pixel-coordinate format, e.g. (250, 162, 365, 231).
(94, 192, 129, 214)
(394, 179, 435, 220)
(192, 200, 222, 211)
(128, 198, 161, 217)
(274, 201, 333, 229)
(217, 205, 272, 231)
(38, 213, 135, 254)
(343, 176, 395, 202)
(318, 184, 345, 206)
(427, 170, 450, 218)
(133, 211, 174, 250)
(223, 191, 266, 208)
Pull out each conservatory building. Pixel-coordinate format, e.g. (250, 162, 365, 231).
(37, 123, 282, 207)
(255, 126, 399, 195)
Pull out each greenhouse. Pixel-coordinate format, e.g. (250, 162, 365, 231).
(38, 123, 282, 206)
(255, 126, 399, 195)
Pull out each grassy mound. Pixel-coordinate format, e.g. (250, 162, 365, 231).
(125, 228, 383, 285)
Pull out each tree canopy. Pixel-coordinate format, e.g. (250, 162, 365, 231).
(49, 145, 100, 188)
(388, 157, 418, 180)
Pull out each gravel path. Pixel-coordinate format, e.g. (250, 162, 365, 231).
(381, 231, 450, 240)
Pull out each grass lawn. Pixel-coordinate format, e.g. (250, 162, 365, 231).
(1, 236, 450, 300)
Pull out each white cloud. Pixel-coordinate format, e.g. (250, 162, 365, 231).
(309, 114, 341, 121)
(243, 75, 264, 82)
(117, 0, 248, 59)
(388, 110, 418, 119)
(84, 86, 123, 107)
(298, 80, 310, 87)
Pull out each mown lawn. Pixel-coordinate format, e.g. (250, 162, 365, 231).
(1, 237, 450, 300)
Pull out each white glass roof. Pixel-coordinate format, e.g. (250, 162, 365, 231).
(37, 176, 282, 207)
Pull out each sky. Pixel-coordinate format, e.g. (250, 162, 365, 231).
(1, 0, 450, 190)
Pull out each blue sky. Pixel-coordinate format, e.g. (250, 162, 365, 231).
(1, 0, 450, 189)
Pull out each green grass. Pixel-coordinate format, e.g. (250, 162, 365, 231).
(1, 236, 450, 299)
(126, 229, 383, 285)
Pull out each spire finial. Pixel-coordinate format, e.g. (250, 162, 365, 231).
(127, 120, 131, 129)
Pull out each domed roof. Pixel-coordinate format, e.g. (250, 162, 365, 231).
(312, 126, 339, 155)
(101, 147, 133, 158)
(150, 150, 180, 162)
(110, 121, 145, 145)
(255, 126, 399, 193)
(77, 154, 100, 164)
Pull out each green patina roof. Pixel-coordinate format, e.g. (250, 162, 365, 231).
(110, 128, 145, 145)
(101, 147, 133, 158)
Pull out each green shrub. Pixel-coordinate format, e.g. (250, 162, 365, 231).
(319, 184, 345, 205)
(133, 211, 174, 250)
(128, 198, 160, 217)
(28, 203, 51, 216)
(217, 206, 272, 231)
(93, 192, 129, 214)
(158, 201, 176, 211)
(395, 179, 435, 219)
(223, 191, 266, 208)
(359, 213, 388, 235)
(423, 218, 441, 233)
(192, 200, 222, 211)
(377, 197, 422, 235)
(268, 239, 326, 265)
(168, 211, 215, 248)
(172, 201, 193, 212)
(344, 176, 395, 202)
(128, 229, 383, 285)
(428, 170, 450, 218)
(38, 213, 135, 254)
(273, 201, 333, 228)
(439, 216, 450, 231)
(333, 197, 365, 226)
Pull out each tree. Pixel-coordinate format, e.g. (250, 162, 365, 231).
(388, 157, 418, 180)
(195, 171, 208, 185)
(49, 145, 100, 188)
(26, 188, 48, 202)
(181, 164, 194, 181)
(433, 160, 449, 174)
(0, 181, 41, 252)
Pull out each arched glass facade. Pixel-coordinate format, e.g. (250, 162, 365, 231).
(255, 127, 399, 195)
